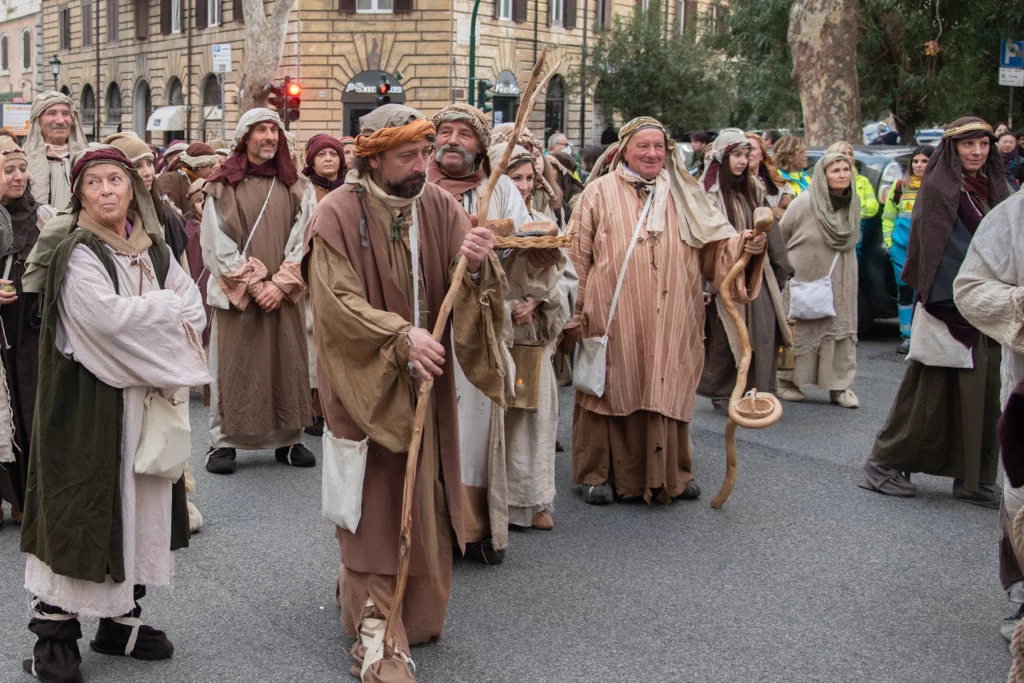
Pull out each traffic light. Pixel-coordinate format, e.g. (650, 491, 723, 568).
(267, 83, 285, 119)
(375, 75, 391, 109)
(285, 77, 302, 123)
(477, 79, 494, 114)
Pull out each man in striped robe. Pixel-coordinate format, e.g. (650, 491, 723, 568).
(565, 117, 767, 505)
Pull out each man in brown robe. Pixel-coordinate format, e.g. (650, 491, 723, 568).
(565, 117, 767, 505)
(157, 142, 219, 212)
(200, 108, 315, 474)
(302, 104, 508, 682)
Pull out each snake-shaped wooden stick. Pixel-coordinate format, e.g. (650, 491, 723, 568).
(711, 206, 784, 509)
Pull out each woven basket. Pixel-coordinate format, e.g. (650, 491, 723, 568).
(493, 225, 575, 250)
(733, 392, 777, 421)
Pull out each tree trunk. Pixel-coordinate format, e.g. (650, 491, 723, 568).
(238, 0, 294, 112)
(787, 0, 862, 146)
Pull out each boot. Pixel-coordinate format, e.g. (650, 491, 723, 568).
(90, 586, 173, 661)
(23, 599, 83, 683)
(304, 416, 324, 437)
(463, 538, 505, 565)
(205, 447, 237, 475)
(275, 444, 316, 467)
(859, 458, 917, 497)
(952, 479, 1000, 509)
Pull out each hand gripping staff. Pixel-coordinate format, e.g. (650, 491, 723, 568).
(711, 207, 784, 509)
(381, 49, 560, 653)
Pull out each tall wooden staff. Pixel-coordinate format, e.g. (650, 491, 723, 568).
(382, 49, 559, 651)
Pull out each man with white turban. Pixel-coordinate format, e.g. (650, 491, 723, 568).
(200, 108, 317, 474)
(24, 91, 87, 211)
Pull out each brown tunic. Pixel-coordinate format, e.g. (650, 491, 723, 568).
(156, 169, 191, 212)
(206, 175, 311, 437)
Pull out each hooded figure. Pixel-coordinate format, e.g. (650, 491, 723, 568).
(200, 107, 316, 475)
(862, 117, 1009, 507)
(565, 116, 766, 506)
(157, 142, 219, 212)
(24, 91, 87, 210)
(697, 131, 794, 415)
(19, 145, 210, 683)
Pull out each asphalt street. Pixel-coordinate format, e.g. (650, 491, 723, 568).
(0, 329, 1012, 683)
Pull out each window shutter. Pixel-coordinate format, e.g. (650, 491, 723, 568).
(601, 0, 611, 27)
(564, 0, 575, 28)
(339, 0, 355, 12)
(233, 0, 244, 21)
(512, 0, 526, 23)
(160, 0, 171, 33)
(83, 3, 92, 46)
(493, 0, 500, 19)
(684, 0, 696, 32)
(546, 0, 551, 25)
(394, 0, 413, 13)
(135, 0, 149, 38)
(196, 0, 208, 27)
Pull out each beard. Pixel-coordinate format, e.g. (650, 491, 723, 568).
(248, 140, 277, 161)
(435, 143, 476, 176)
(383, 171, 427, 199)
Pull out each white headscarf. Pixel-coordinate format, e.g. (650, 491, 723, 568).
(25, 91, 87, 206)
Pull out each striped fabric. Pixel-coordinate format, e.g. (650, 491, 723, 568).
(568, 173, 761, 423)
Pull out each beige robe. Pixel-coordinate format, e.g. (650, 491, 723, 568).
(777, 190, 858, 391)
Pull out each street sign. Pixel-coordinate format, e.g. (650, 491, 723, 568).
(2, 103, 31, 136)
(1001, 40, 1024, 69)
(1001, 67, 1024, 87)
(213, 44, 232, 73)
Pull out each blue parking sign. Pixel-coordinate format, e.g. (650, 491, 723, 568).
(1001, 40, 1024, 69)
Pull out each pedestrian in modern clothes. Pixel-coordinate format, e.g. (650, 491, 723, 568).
(998, 130, 1024, 191)
(773, 136, 811, 197)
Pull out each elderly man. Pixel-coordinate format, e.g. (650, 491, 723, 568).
(24, 91, 87, 210)
(565, 117, 767, 505)
(201, 108, 316, 474)
(428, 103, 552, 563)
(20, 145, 210, 682)
(547, 131, 569, 155)
(157, 142, 220, 212)
(303, 104, 507, 683)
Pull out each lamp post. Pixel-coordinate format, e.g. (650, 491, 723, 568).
(49, 55, 61, 91)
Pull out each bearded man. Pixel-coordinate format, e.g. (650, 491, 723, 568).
(566, 117, 767, 505)
(201, 108, 316, 474)
(302, 104, 508, 682)
(427, 103, 551, 563)
(24, 91, 87, 210)
(157, 142, 220, 212)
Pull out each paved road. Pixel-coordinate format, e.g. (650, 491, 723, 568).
(0, 331, 1012, 683)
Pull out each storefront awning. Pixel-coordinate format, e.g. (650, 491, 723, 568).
(147, 106, 186, 132)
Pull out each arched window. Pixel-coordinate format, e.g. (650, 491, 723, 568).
(544, 74, 565, 145)
(106, 82, 122, 132)
(81, 85, 96, 131)
(21, 29, 31, 70)
(201, 73, 222, 141)
(133, 79, 152, 141)
(1, 34, 9, 72)
(167, 76, 184, 106)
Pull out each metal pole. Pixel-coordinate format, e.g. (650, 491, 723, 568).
(220, 72, 226, 140)
(469, 0, 481, 106)
(579, 0, 588, 148)
(1011, 87, 1016, 130)
(94, 0, 100, 141)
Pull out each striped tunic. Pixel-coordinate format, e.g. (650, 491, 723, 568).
(568, 172, 763, 423)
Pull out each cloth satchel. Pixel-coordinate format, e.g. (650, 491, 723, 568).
(321, 428, 369, 532)
(134, 387, 191, 480)
(574, 190, 655, 398)
(905, 302, 974, 369)
(788, 252, 840, 320)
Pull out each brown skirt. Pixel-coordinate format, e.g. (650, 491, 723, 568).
(572, 405, 693, 504)
(870, 337, 1001, 490)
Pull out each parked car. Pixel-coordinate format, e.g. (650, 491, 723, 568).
(806, 145, 913, 335)
(915, 128, 944, 145)
(862, 122, 892, 145)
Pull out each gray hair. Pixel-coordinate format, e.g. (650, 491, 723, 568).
(547, 132, 567, 148)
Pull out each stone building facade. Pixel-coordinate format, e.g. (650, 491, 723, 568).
(0, 0, 45, 133)
(42, 0, 718, 148)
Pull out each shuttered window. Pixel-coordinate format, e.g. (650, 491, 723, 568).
(136, 0, 149, 39)
(394, 0, 412, 13)
(563, 0, 576, 29)
(83, 2, 93, 46)
(512, 0, 527, 23)
(108, 0, 119, 42)
(233, 0, 244, 21)
(196, 0, 208, 27)
(160, 0, 171, 33)
(60, 7, 71, 49)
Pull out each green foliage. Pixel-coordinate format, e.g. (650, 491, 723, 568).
(572, 0, 732, 134)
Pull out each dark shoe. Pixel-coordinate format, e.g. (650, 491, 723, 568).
(304, 416, 324, 437)
(581, 483, 613, 505)
(25, 601, 83, 683)
(952, 479, 1000, 509)
(463, 538, 505, 565)
(858, 459, 917, 497)
(678, 479, 701, 500)
(90, 586, 173, 661)
(555, 439, 565, 453)
(896, 338, 911, 355)
(205, 447, 237, 475)
(711, 399, 730, 417)
(275, 443, 316, 467)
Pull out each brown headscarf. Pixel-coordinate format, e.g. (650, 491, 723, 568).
(205, 108, 298, 189)
(302, 133, 347, 193)
(901, 117, 1009, 304)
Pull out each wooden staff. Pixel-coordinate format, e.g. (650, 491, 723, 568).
(382, 49, 558, 651)
(710, 207, 783, 509)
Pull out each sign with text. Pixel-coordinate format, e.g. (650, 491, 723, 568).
(1000, 67, 1024, 87)
(213, 44, 232, 73)
(2, 103, 31, 136)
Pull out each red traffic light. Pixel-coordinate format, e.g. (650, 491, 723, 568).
(287, 82, 302, 97)
(377, 82, 391, 96)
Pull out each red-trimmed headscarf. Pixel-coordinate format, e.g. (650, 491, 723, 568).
(206, 108, 298, 189)
(70, 146, 135, 192)
(302, 133, 347, 192)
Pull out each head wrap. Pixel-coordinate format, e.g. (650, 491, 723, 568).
(0, 135, 35, 259)
(303, 134, 347, 193)
(589, 117, 734, 248)
(339, 136, 355, 146)
(806, 152, 860, 251)
(700, 131, 751, 192)
(164, 141, 188, 157)
(206, 108, 298, 188)
(488, 123, 561, 213)
(179, 142, 220, 169)
(352, 104, 436, 160)
(102, 131, 154, 165)
(23, 144, 166, 292)
(901, 116, 1009, 304)
(25, 91, 87, 206)
(431, 103, 491, 150)
(0, 135, 27, 164)
(486, 142, 559, 215)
